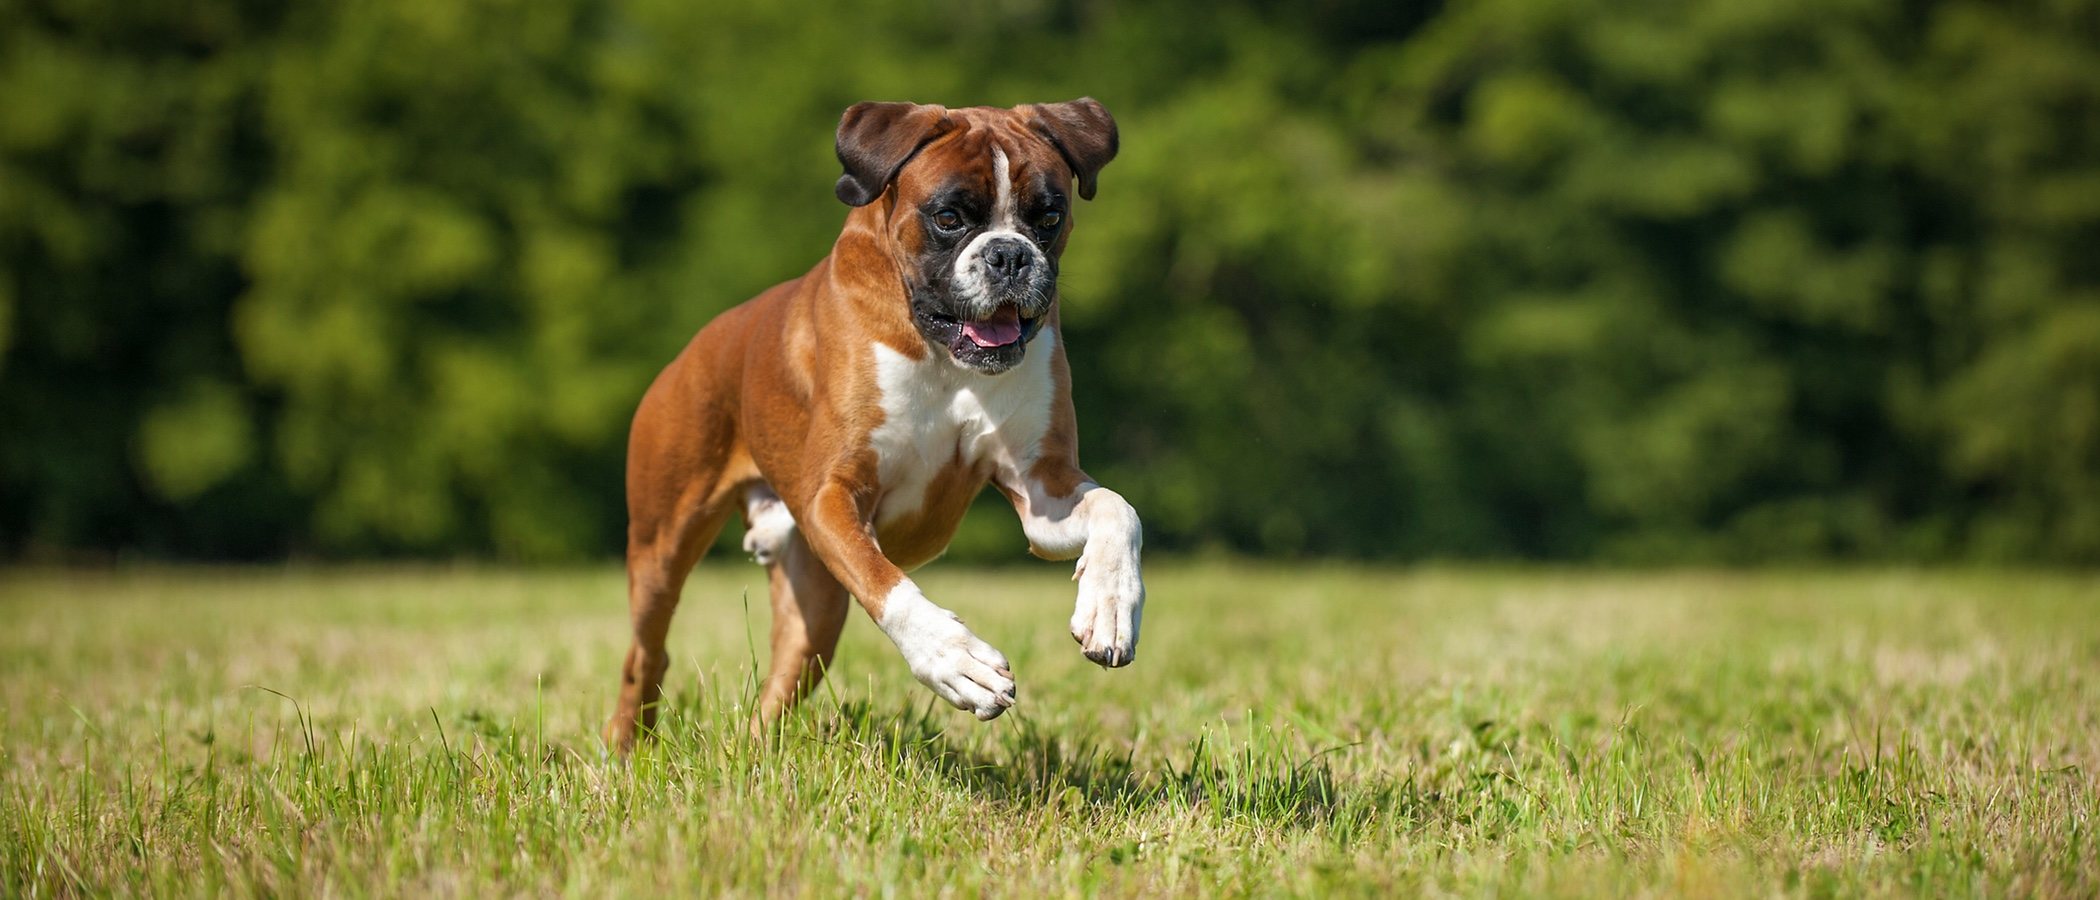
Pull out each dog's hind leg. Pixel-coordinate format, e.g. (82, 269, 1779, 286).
(604, 366, 742, 754)
(604, 490, 729, 754)
(746, 488, 849, 735)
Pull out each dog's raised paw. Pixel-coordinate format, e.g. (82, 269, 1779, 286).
(1071, 549, 1143, 668)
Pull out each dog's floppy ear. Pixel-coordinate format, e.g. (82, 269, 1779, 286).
(835, 102, 953, 207)
(1025, 97, 1118, 201)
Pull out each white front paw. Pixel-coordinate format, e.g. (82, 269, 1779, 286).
(881, 587, 1017, 720)
(1071, 548, 1143, 667)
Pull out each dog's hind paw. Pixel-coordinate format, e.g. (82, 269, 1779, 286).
(742, 491, 796, 566)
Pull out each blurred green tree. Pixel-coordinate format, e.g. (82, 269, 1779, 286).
(1, 0, 2095, 562)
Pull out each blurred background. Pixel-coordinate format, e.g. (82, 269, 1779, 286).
(2, 0, 2096, 565)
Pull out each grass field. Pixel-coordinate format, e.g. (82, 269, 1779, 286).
(2, 564, 2096, 896)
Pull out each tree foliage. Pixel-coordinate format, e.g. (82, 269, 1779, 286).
(3, 0, 2097, 561)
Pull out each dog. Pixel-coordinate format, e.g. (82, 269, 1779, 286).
(604, 99, 1145, 751)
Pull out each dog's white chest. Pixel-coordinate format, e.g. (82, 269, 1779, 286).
(867, 334, 1056, 527)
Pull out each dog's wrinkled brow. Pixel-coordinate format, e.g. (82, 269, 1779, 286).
(923, 176, 990, 213)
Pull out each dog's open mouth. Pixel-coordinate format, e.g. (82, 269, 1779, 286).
(961, 305, 1028, 348)
(923, 304, 1044, 350)
(911, 295, 1048, 373)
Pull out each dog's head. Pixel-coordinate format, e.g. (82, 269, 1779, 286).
(835, 99, 1117, 375)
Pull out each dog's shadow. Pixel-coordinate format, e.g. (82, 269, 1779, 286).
(799, 699, 1410, 832)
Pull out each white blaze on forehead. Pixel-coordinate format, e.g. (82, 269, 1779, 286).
(991, 144, 1016, 229)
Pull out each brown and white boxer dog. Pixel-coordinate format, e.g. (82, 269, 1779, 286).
(603, 99, 1145, 751)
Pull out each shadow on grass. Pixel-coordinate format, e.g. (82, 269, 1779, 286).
(806, 699, 1421, 835)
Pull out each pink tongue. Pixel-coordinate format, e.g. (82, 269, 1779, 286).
(961, 307, 1023, 347)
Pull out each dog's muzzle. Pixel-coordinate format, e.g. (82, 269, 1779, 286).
(911, 230, 1053, 373)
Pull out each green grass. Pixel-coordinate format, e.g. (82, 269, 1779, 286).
(2, 565, 2096, 896)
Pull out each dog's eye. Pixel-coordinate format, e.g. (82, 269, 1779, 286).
(1036, 210, 1063, 232)
(932, 209, 964, 231)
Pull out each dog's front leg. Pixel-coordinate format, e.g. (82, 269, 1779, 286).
(797, 482, 1018, 719)
(1003, 467, 1145, 667)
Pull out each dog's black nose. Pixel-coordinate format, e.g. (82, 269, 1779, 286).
(983, 238, 1033, 283)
